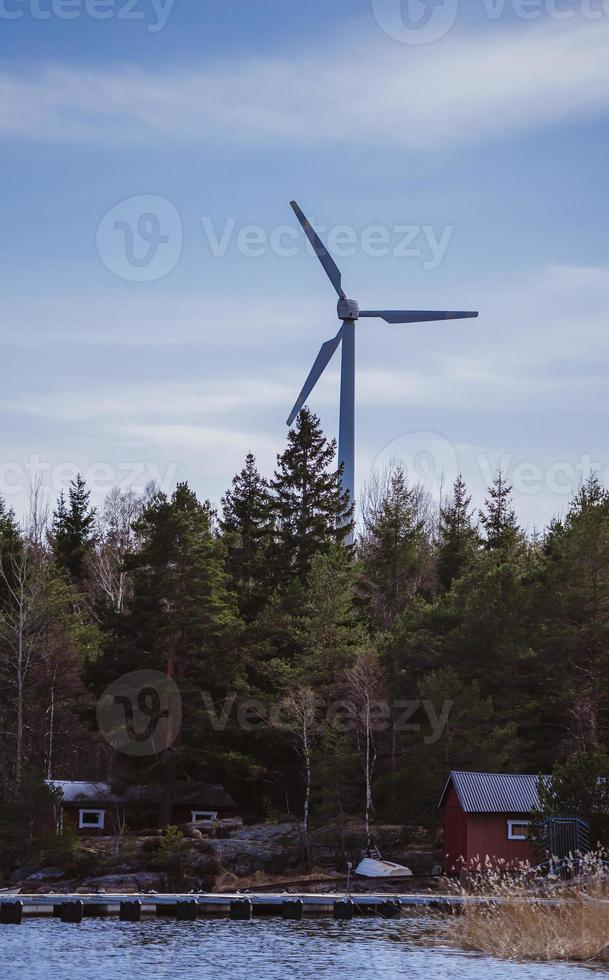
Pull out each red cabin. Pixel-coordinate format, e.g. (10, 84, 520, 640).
(439, 770, 546, 873)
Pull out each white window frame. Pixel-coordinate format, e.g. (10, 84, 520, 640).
(79, 808, 105, 830)
(191, 810, 218, 824)
(507, 819, 530, 841)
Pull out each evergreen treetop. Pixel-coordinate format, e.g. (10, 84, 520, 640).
(436, 474, 480, 591)
(270, 408, 353, 583)
(359, 466, 432, 629)
(52, 474, 96, 583)
(479, 469, 522, 553)
(220, 452, 274, 620)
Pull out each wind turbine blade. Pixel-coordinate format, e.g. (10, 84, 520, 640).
(291, 201, 345, 299)
(359, 310, 479, 324)
(286, 329, 343, 426)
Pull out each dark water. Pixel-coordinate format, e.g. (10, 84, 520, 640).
(0, 916, 603, 979)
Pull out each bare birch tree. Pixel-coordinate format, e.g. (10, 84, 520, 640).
(280, 685, 318, 863)
(0, 536, 50, 787)
(345, 651, 386, 848)
(90, 487, 143, 613)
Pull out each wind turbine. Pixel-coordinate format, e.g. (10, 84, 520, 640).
(286, 200, 478, 521)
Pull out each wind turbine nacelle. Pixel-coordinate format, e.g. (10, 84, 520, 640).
(337, 298, 360, 320)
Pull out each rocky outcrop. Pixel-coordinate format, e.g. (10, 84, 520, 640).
(77, 871, 168, 893)
(10, 866, 66, 885)
(8, 819, 439, 893)
(205, 821, 441, 879)
(182, 818, 243, 840)
(10, 867, 70, 893)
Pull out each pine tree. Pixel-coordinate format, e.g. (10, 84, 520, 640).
(436, 474, 480, 591)
(479, 469, 522, 552)
(52, 475, 96, 583)
(270, 409, 352, 584)
(220, 453, 274, 620)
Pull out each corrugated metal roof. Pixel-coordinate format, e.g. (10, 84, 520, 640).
(439, 771, 549, 814)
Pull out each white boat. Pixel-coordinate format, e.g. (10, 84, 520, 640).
(355, 856, 413, 878)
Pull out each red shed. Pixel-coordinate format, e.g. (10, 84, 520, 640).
(439, 770, 547, 873)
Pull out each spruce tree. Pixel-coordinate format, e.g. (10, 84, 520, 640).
(436, 474, 479, 591)
(125, 482, 238, 684)
(0, 498, 21, 603)
(270, 409, 352, 584)
(359, 466, 432, 629)
(88, 483, 242, 810)
(533, 475, 609, 754)
(479, 469, 522, 552)
(52, 475, 96, 583)
(220, 453, 274, 620)
(298, 544, 365, 686)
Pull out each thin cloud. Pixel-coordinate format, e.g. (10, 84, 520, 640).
(116, 423, 279, 477)
(1, 380, 294, 422)
(1, 18, 608, 147)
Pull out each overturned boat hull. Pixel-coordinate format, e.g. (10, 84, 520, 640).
(354, 858, 413, 879)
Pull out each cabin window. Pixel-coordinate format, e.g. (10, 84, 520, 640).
(79, 809, 105, 830)
(507, 820, 530, 841)
(191, 810, 218, 823)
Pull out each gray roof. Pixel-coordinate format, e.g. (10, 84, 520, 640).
(46, 781, 146, 805)
(439, 771, 549, 814)
(169, 783, 237, 809)
(46, 780, 237, 810)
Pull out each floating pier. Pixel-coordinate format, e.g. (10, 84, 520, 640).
(0, 891, 464, 922)
(0, 890, 565, 924)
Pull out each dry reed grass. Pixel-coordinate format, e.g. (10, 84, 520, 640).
(450, 854, 609, 963)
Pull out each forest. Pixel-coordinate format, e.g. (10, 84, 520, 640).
(1, 407, 609, 870)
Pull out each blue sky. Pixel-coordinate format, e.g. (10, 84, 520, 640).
(1, 0, 609, 530)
